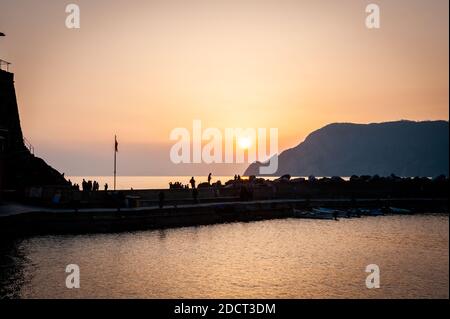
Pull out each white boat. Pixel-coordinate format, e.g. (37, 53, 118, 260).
(386, 207, 412, 214)
(359, 208, 384, 216)
(346, 208, 362, 218)
(313, 207, 346, 218)
(293, 208, 337, 220)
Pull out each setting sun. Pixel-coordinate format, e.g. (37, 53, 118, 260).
(238, 137, 252, 150)
(0, 0, 448, 302)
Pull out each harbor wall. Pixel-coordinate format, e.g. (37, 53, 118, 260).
(16, 177, 449, 208)
(0, 198, 447, 237)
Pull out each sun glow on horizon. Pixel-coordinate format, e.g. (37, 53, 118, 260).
(1, 0, 447, 175)
(237, 136, 253, 150)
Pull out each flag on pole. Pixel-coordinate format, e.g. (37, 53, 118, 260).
(114, 135, 118, 191)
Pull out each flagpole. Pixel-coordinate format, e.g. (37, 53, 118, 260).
(114, 135, 117, 191)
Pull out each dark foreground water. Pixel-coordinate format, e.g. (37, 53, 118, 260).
(0, 214, 448, 298)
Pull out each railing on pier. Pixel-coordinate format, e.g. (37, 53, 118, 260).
(23, 137, 34, 155)
(0, 59, 11, 72)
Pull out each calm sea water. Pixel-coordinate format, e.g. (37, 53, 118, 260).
(0, 214, 448, 298)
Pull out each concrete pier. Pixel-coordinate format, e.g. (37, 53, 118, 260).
(0, 197, 447, 237)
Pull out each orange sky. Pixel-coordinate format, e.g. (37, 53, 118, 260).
(0, 0, 448, 175)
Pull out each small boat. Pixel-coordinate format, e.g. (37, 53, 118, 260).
(293, 208, 337, 220)
(385, 207, 412, 215)
(313, 207, 347, 218)
(346, 208, 362, 218)
(359, 208, 384, 216)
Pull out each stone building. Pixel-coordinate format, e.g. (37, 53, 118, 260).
(0, 64, 68, 190)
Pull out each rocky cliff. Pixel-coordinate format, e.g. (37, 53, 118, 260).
(245, 120, 449, 177)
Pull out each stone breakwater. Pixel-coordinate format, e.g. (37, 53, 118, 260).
(0, 197, 447, 237)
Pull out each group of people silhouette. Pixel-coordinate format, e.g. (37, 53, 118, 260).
(188, 173, 213, 189)
(169, 182, 189, 189)
(70, 182, 80, 190)
(169, 173, 215, 190)
(161, 173, 244, 208)
(81, 179, 108, 192)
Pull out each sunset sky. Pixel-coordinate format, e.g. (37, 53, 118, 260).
(0, 0, 448, 175)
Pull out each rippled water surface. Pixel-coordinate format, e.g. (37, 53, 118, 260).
(1, 214, 448, 298)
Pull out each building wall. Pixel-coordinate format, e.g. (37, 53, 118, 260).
(0, 70, 25, 152)
(0, 70, 68, 190)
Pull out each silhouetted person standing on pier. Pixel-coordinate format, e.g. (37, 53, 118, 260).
(104, 183, 108, 191)
(190, 176, 196, 189)
(208, 173, 212, 185)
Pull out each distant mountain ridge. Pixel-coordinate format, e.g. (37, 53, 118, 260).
(244, 120, 449, 177)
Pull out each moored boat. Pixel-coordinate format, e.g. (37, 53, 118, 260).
(359, 208, 384, 216)
(293, 208, 337, 220)
(384, 207, 413, 215)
